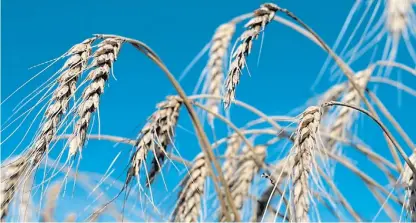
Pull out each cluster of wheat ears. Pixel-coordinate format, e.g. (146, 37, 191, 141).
(1, 1, 416, 222)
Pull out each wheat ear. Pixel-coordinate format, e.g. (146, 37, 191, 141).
(127, 96, 182, 185)
(291, 106, 322, 222)
(219, 145, 267, 222)
(205, 23, 236, 124)
(171, 154, 207, 222)
(386, 0, 412, 38)
(402, 153, 416, 221)
(69, 38, 122, 157)
(224, 3, 279, 108)
(222, 135, 242, 182)
(0, 156, 27, 220)
(326, 67, 373, 150)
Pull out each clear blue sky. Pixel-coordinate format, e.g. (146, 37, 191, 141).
(2, 0, 416, 222)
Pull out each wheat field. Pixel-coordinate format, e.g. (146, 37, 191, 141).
(1, 0, 416, 222)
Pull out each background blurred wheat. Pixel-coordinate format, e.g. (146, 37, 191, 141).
(1, 0, 416, 222)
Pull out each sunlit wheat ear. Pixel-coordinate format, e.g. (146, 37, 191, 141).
(205, 23, 236, 124)
(326, 67, 373, 151)
(402, 153, 416, 221)
(222, 135, 242, 182)
(68, 38, 123, 158)
(171, 154, 207, 222)
(318, 83, 346, 116)
(127, 96, 182, 186)
(26, 38, 95, 167)
(219, 145, 267, 222)
(0, 156, 28, 220)
(291, 106, 322, 223)
(223, 3, 280, 108)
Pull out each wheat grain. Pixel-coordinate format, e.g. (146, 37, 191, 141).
(326, 67, 373, 151)
(171, 154, 207, 222)
(402, 153, 416, 221)
(219, 145, 267, 221)
(223, 3, 280, 108)
(69, 38, 122, 157)
(205, 23, 236, 124)
(291, 106, 322, 222)
(127, 96, 182, 186)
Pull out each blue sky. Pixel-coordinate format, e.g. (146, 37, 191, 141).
(2, 0, 416, 222)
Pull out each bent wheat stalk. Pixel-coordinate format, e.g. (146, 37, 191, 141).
(224, 3, 280, 108)
(291, 106, 322, 222)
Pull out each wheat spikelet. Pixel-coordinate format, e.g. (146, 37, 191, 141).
(25, 38, 95, 167)
(402, 153, 416, 221)
(171, 154, 207, 222)
(127, 96, 182, 185)
(69, 38, 122, 157)
(205, 23, 236, 124)
(326, 67, 373, 150)
(386, 0, 412, 38)
(223, 3, 280, 108)
(291, 106, 322, 222)
(219, 145, 267, 222)
(0, 156, 28, 221)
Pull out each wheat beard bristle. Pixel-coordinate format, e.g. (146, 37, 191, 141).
(291, 106, 322, 223)
(205, 23, 236, 124)
(326, 67, 373, 151)
(387, 0, 412, 38)
(127, 96, 182, 186)
(171, 154, 207, 222)
(223, 3, 280, 108)
(68, 38, 122, 158)
(402, 153, 416, 221)
(219, 145, 267, 222)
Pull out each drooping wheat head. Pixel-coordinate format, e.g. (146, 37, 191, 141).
(325, 67, 373, 150)
(171, 154, 207, 222)
(223, 3, 280, 108)
(27, 38, 95, 166)
(127, 96, 182, 186)
(219, 145, 267, 221)
(68, 38, 123, 158)
(291, 106, 322, 222)
(402, 153, 416, 221)
(205, 23, 236, 124)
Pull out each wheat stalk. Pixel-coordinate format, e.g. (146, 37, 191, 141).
(291, 106, 322, 222)
(325, 67, 373, 150)
(69, 38, 122, 158)
(127, 96, 182, 186)
(171, 154, 207, 222)
(223, 3, 280, 108)
(219, 145, 267, 221)
(205, 23, 236, 124)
